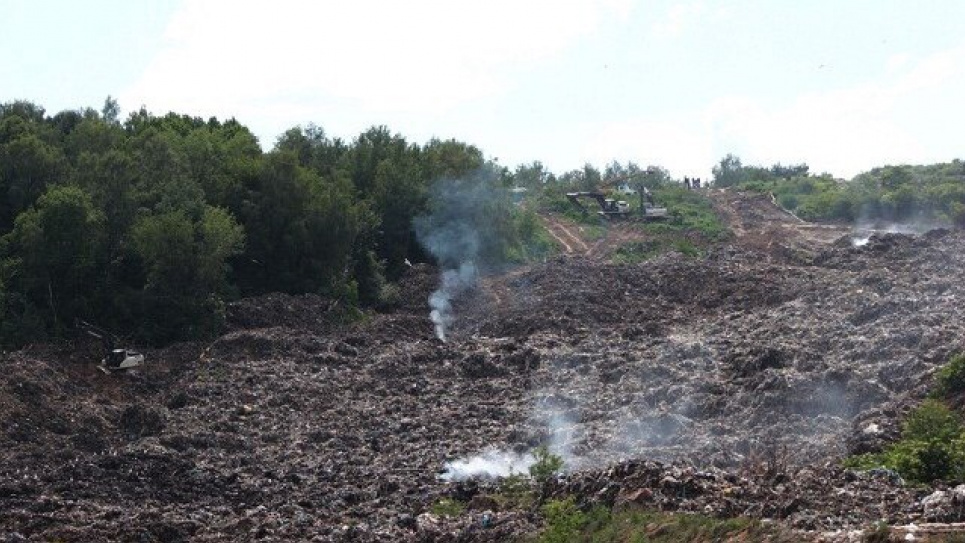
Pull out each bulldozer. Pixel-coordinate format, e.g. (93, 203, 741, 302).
(75, 320, 144, 373)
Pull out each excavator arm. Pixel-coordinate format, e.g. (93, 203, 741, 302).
(75, 319, 144, 373)
(566, 192, 631, 217)
(76, 319, 115, 352)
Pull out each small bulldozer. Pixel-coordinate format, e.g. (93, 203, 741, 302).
(76, 320, 144, 373)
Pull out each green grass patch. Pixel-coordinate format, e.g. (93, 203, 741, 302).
(577, 224, 607, 241)
(505, 207, 560, 263)
(648, 186, 731, 241)
(431, 498, 466, 518)
(613, 238, 702, 264)
(534, 500, 796, 543)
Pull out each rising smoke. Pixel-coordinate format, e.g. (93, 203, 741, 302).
(851, 221, 945, 247)
(427, 263, 477, 341)
(415, 169, 509, 341)
(439, 401, 579, 482)
(440, 448, 536, 481)
(850, 201, 951, 246)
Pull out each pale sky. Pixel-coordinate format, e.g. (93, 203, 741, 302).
(3, 0, 964, 180)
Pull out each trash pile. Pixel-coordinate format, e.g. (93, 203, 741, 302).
(2, 191, 964, 541)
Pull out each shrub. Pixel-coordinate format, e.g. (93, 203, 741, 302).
(529, 446, 564, 483)
(935, 353, 965, 399)
(844, 400, 965, 484)
(495, 472, 535, 510)
(539, 498, 592, 543)
(431, 498, 465, 518)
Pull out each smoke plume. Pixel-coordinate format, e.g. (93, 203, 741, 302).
(415, 170, 509, 341)
(850, 201, 950, 247)
(427, 263, 477, 341)
(440, 448, 536, 481)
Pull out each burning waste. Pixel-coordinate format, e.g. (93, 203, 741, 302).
(427, 262, 477, 341)
(415, 170, 510, 341)
(440, 448, 536, 481)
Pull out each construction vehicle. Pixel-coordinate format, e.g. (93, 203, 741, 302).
(76, 320, 144, 373)
(638, 187, 670, 220)
(566, 186, 668, 220)
(566, 192, 632, 218)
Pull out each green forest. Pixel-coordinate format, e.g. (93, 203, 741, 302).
(1, 99, 963, 349)
(0, 99, 550, 347)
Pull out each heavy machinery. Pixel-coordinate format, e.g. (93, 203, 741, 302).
(565, 186, 668, 220)
(76, 320, 144, 373)
(566, 192, 632, 218)
(637, 186, 670, 220)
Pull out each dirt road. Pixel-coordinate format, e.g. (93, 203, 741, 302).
(707, 188, 851, 255)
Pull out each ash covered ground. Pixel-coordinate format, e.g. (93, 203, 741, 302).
(2, 191, 965, 541)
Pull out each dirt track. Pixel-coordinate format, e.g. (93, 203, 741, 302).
(708, 189, 851, 255)
(2, 191, 964, 541)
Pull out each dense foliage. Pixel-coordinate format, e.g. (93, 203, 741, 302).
(846, 354, 965, 484)
(712, 153, 965, 225)
(0, 99, 538, 347)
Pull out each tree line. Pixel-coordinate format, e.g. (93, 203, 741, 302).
(4, 97, 961, 348)
(712, 153, 965, 225)
(0, 99, 548, 347)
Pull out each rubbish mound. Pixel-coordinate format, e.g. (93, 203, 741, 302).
(1, 193, 964, 541)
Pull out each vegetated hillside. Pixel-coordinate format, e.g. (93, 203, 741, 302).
(712, 153, 965, 225)
(2, 191, 964, 542)
(0, 100, 548, 349)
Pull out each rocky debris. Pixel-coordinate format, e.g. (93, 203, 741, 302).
(0, 203, 964, 540)
(544, 460, 929, 532)
(920, 485, 965, 522)
(225, 292, 342, 332)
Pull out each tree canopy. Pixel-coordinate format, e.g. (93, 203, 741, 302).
(0, 100, 530, 347)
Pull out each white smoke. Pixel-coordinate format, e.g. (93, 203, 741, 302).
(440, 392, 582, 481)
(850, 222, 943, 247)
(428, 262, 478, 341)
(415, 169, 510, 341)
(440, 448, 536, 481)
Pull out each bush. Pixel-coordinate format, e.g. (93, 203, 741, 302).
(495, 472, 535, 510)
(845, 399, 965, 484)
(539, 498, 594, 543)
(529, 446, 564, 483)
(903, 399, 963, 442)
(431, 498, 465, 518)
(935, 353, 965, 399)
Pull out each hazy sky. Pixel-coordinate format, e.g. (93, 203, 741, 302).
(3, 0, 964, 179)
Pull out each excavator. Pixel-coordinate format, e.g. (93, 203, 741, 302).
(566, 192, 633, 218)
(76, 320, 144, 373)
(566, 171, 669, 220)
